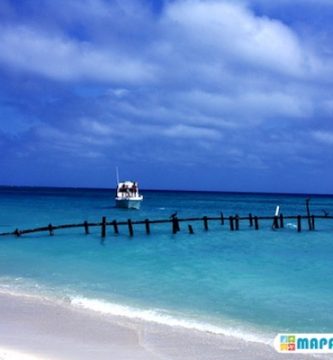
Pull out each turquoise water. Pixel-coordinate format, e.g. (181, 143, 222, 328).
(0, 187, 333, 343)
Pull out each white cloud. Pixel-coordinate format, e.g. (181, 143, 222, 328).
(0, 26, 156, 83)
(1, 0, 332, 88)
(164, 124, 221, 140)
(312, 130, 333, 145)
(238, 92, 313, 118)
(34, 124, 112, 158)
(177, 89, 312, 124)
(163, 0, 307, 77)
(81, 119, 113, 136)
(241, 0, 333, 6)
(107, 88, 130, 98)
(322, 99, 333, 114)
(1, 0, 333, 163)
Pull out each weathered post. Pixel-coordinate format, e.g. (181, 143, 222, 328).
(279, 214, 284, 228)
(272, 216, 279, 230)
(112, 220, 119, 234)
(172, 217, 179, 234)
(176, 217, 180, 232)
(229, 216, 234, 231)
(84, 221, 89, 235)
(128, 219, 134, 237)
(220, 213, 224, 225)
(311, 215, 315, 231)
(297, 215, 302, 232)
(188, 224, 194, 234)
(14, 229, 21, 237)
(48, 223, 54, 236)
(203, 216, 209, 231)
(249, 213, 253, 227)
(305, 198, 312, 231)
(145, 219, 151, 235)
(235, 215, 240, 231)
(101, 216, 106, 238)
(254, 216, 259, 230)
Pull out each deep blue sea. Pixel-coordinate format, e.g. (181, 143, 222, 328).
(0, 187, 333, 344)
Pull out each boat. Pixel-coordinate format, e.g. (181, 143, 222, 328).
(114, 169, 143, 209)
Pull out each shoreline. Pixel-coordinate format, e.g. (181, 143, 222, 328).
(0, 291, 327, 360)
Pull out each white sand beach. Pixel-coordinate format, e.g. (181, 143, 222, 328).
(0, 292, 159, 360)
(0, 347, 47, 360)
(0, 291, 330, 360)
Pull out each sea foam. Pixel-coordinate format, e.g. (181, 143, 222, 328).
(70, 296, 271, 344)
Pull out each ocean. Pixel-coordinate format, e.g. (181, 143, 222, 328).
(0, 186, 333, 345)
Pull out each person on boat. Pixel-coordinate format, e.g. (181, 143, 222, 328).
(131, 183, 137, 197)
(119, 184, 128, 198)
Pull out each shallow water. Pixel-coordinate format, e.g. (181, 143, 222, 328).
(0, 187, 333, 343)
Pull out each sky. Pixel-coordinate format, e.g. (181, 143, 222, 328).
(0, 0, 333, 193)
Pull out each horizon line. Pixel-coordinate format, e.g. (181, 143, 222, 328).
(0, 184, 332, 197)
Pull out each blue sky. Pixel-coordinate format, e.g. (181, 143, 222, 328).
(0, 0, 333, 193)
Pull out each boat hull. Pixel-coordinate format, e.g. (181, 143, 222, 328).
(115, 198, 142, 209)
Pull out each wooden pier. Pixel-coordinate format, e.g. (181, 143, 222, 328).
(0, 214, 332, 238)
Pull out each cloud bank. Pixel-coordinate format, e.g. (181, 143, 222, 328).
(0, 0, 332, 192)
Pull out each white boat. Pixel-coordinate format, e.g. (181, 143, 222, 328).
(115, 181, 143, 209)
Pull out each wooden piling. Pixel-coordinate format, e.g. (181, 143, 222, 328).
(188, 224, 194, 234)
(254, 216, 259, 230)
(14, 229, 20, 237)
(176, 217, 180, 232)
(84, 221, 89, 235)
(249, 213, 253, 227)
(229, 216, 234, 231)
(48, 224, 54, 236)
(112, 220, 119, 234)
(203, 216, 209, 231)
(311, 215, 315, 231)
(128, 219, 134, 237)
(279, 214, 284, 228)
(101, 216, 106, 238)
(297, 215, 302, 232)
(220, 213, 224, 225)
(306, 198, 312, 231)
(235, 215, 240, 231)
(272, 216, 279, 230)
(172, 217, 179, 234)
(145, 219, 151, 235)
